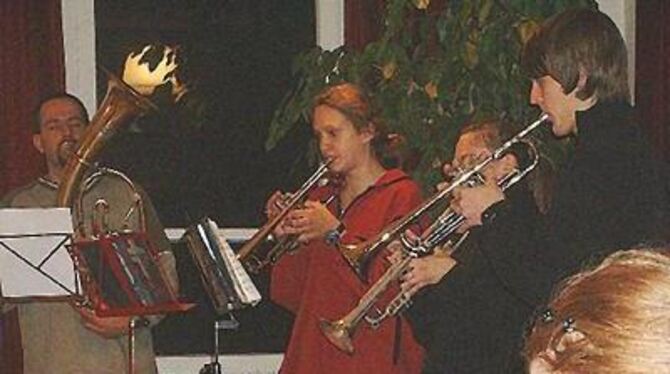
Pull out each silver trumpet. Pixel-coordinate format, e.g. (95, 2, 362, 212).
(339, 114, 549, 279)
(319, 117, 545, 354)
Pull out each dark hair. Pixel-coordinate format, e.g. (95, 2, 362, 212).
(313, 82, 392, 164)
(33, 93, 90, 134)
(521, 8, 630, 103)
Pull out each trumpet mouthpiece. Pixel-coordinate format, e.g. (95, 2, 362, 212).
(319, 319, 355, 354)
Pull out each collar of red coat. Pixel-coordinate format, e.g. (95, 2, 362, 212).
(372, 168, 411, 188)
(313, 168, 411, 207)
(327, 168, 410, 194)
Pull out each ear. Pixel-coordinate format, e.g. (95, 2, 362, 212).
(576, 67, 588, 91)
(359, 122, 376, 144)
(33, 134, 45, 154)
(555, 330, 587, 353)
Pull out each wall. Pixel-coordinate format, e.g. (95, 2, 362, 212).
(61, 0, 96, 114)
(599, 0, 636, 100)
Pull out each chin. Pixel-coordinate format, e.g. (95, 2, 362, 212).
(551, 124, 571, 138)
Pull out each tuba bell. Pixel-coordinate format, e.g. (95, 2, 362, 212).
(57, 70, 156, 215)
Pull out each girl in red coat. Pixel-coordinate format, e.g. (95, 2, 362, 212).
(268, 82, 424, 373)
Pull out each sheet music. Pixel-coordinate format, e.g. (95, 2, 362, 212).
(206, 219, 261, 306)
(0, 208, 77, 298)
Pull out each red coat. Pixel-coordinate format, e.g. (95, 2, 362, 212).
(271, 169, 425, 374)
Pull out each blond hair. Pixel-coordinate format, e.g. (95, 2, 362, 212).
(524, 248, 670, 373)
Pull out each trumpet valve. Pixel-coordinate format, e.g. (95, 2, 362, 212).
(243, 255, 265, 274)
(318, 319, 355, 355)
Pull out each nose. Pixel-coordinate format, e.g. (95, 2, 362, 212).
(319, 138, 331, 156)
(529, 81, 542, 106)
(53, 122, 74, 139)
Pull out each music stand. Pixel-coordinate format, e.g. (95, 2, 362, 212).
(69, 230, 194, 374)
(183, 218, 261, 374)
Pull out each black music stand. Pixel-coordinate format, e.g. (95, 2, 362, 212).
(183, 218, 261, 374)
(199, 312, 240, 374)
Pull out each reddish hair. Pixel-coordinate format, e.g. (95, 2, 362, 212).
(525, 248, 670, 372)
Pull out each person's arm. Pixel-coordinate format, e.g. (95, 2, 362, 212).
(400, 250, 457, 297)
(270, 244, 311, 314)
(475, 190, 555, 306)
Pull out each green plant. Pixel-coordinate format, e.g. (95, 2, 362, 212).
(267, 0, 597, 188)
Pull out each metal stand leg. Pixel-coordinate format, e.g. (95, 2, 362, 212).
(200, 313, 239, 374)
(128, 317, 137, 374)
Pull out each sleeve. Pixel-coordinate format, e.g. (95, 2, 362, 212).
(477, 140, 656, 306)
(270, 245, 311, 314)
(476, 190, 555, 306)
(268, 186, 329, 314)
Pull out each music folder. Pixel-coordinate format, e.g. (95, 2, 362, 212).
(0, 208, 78, 300)
(183, 218, 261, 315)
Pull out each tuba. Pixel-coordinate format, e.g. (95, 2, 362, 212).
(57, 55, 183, 314)
(320, 117, 546, 354)
(57, 71, 155, 214)
(55, 47, 188, 374)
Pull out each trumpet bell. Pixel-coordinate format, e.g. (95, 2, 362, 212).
(319, 318, 355, 355)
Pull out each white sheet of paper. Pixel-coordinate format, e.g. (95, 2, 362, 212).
(206, 219, 261, 306)
(0, 208, 77, 298)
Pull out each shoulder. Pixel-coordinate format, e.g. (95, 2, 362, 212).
(377, 168, 422, 196)
(2, 179, 55, 207)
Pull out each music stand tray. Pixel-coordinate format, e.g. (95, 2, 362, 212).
(69, 231, 194, 317)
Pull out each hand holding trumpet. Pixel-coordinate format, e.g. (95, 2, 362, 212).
(265, 192, 340, 244)
(386, 231, 457, 297)
(265, 190, 292, 239)
(283, 201, 340, 244)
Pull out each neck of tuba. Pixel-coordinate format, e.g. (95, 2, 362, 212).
(57, 71, 156, 210)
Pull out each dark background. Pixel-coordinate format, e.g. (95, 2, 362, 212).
(94, 0, 316, 354)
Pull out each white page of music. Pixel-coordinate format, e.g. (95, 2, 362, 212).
(0, 208, 77, 298)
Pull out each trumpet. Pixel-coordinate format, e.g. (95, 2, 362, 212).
(237, 160, 333, 273)
(319, 118, 545, 354)
(338, 113, 549, 279)
(319, 232, 469, 354)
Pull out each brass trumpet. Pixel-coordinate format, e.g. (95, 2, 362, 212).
(237, 160, 333, 273)
(320, 117, 546, 354)
(338, 114, 549, 279)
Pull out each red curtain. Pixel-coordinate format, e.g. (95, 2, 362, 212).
(0, 1, 64, 373)
(636, 1, 670, 162)
(0, 0, 65, 196)
(344, 0, 385, 51)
